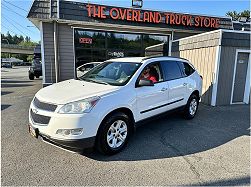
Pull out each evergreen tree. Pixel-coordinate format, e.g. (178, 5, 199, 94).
(226, 10, 250, 21)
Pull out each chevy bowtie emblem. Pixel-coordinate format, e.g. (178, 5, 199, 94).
(32, 108, 38, 114)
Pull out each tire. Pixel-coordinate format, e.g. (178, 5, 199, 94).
(96, 112, 132, 155)
(183, 94, 199, 119)
(29, 74, 34, 80)
(35, 75, 40, 78)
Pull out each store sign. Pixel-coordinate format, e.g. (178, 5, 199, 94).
(86, 4, 220, 28)
(79, 37, 93, 44)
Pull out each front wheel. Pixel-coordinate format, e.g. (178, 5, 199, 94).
(96, 112, 132, 155)
(183, 94, 199, 119)
(29, 73, 34, 80)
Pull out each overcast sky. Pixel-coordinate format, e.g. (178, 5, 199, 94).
(1, 0, 250, 42)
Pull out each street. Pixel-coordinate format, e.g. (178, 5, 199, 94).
(1, 66, 250, 186)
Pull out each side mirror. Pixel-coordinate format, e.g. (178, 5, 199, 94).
(137, 79, 154, 87)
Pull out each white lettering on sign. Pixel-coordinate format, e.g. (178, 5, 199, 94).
(108, 52, 124, 58)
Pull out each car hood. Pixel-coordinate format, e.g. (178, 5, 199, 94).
(35, 79, 119, 104)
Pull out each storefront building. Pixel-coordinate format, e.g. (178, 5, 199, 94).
(27, 0, 250, 105)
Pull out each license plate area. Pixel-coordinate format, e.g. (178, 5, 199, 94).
(28, 124, 38, 138)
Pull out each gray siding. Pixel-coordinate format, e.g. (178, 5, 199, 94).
(42, 22, 75, 83)
(216, 32, 251, 105)
(172, 30, 221, 105)
(42, 22, 56, 83)
(221, 32, 250, 47)
(58, 24, 75, 81)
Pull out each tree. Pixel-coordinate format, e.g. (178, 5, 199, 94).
(6, 32, 13, 44)
(27, 55, 33, 62)
(25, 36, 31, 42)
(240, 10, 250, 18)
(1, 33, 39, 61)
(13, 35, 19, 44)
(226, 10, 250, 21)
(19, 41, 37, 47)
(19, 35, 24, 43)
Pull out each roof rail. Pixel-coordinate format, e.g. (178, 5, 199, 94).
(142, 55, 189, 62)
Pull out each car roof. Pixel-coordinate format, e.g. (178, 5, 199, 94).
(106, 56, 189, 63)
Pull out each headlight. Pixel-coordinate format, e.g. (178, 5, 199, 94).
(58, 96, 100, 114)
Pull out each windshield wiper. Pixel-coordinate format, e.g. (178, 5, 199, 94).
(91, 80, 110, 85)
(81, 78, 110, 85)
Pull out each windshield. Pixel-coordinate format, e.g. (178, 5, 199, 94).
(79, 61, 141, 86)
(33, 59, 41, 66)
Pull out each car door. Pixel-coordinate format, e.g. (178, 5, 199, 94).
(135, 62, 169, 121)
(161, 61, 187, 109)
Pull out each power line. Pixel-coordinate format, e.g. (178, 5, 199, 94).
(2, 14, 37, 35)
(2, 17, 29, 37)
(1, 24, 17, 35)
(3, 0, 28, 13)
(2, 3, 27, 18)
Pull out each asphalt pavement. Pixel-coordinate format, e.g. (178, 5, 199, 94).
(1, 66, 250, 186)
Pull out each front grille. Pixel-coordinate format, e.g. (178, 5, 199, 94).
(30, 109, 51, 124)
(33, 97, 57, 112)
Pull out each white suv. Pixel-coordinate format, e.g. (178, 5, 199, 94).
(28, 56, 202, 155)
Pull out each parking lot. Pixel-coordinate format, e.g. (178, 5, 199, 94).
(1, 66, 250, 186)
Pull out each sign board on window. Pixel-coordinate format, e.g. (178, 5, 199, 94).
(79, 38, 93, 44)
(107, 51, 125, 58)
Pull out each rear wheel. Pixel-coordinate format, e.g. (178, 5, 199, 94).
(96, 112, 132, 155)
(183, 94, 199, 119)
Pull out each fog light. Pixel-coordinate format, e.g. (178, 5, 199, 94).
(56, 128, 83, 136)
(71, 128, 83, 135)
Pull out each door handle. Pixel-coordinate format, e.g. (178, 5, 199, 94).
(183, 83, 188, 86)
(161, 87, 168, 92)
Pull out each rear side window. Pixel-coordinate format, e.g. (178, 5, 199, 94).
(161, 61, 183, 81)
(183, 62, 195, 76)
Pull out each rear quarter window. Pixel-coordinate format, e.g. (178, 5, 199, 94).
(161, 61, 183, 81)
(183, 62, 195, 76)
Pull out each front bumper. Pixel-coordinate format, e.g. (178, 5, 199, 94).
(28, 99, 102, 152)
(28, 69, 42, 76)
(29, 123, 96, 151)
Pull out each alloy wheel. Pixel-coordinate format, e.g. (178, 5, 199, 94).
(189, 98, 197, 116)
(107, 120, 128, 149)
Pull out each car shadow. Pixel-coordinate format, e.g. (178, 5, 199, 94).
(82, 104, 250, 161)
(190, 176, 250, 186)
(1, 80, 33, 83)
(1, 83, 33, 88)
(1, 104, 11, 111)
(1, 91, 13, 96)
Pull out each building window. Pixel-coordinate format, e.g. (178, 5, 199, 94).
(143, 34, 168, 56)
(74, 29, 169, 69)
(107, 32, 142, 50)
(75, 30, 106, 49)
